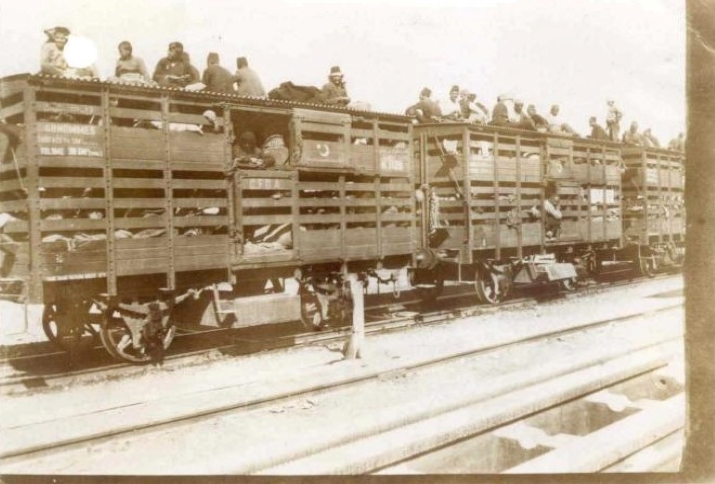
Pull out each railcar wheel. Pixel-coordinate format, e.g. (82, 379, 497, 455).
(42, 302, 100, 351)
(474, 270, 510, 305)
(99, 308, 176, 364)
(560, 277, 578, 291)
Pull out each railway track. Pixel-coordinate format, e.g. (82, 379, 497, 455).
(0, 271, 679, 395)
(0, 298, 683, 473)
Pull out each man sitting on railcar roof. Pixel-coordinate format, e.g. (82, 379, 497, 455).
(320, 66, 351, 106)
(405, 87, 442, 123)
(642, 128, 660, 148)
(40, 26, 98, 79)
(40, 26, 71, 76)
(527, 105, 549, 132)
(234, 56, 266, 97)
(547, 104, 578, 136)
(668, 132, 685, 152)
(622, 121, 643, 146)
(113, 41, 152, 84)
(490, 95, 512, 127)
(202, 52, 235, 94)
(152, 42, 200, 88)
(588, 116, 610, 141)
(438, 85, 462, 121)
(460, 90, 489, 124)
(513, 100, 535, 130)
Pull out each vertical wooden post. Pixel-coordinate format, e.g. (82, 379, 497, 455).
(343, 274, 364, 360)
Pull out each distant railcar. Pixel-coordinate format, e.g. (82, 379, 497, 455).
(410, 122, 683, 302)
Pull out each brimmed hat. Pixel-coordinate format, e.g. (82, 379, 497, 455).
(329, 66, 343, 77)
(44, 26, 70, 41)
(514, 99, 524, 105)
(449, 85, 460, 93)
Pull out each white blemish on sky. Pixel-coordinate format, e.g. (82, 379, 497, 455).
(0, 0, 685, 141)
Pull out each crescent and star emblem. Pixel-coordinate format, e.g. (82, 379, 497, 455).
(317, 143, 330, 157)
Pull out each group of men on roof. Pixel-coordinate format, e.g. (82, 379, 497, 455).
(38, 26, 355, 107)
(404, 86, 685, 152)
(36, 25, 684, 151)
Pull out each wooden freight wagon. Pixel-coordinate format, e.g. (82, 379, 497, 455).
(412, 123, 624, 303)
(621, 146, 685, 275)
(0, 74, 415, 362)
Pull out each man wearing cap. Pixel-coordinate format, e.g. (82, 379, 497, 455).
(588, 116, 609, 141)
(40, 26, 71, 76)
(438, 86, 462, 121)
(202, 52, 235, 94)
(405, 88, 441, 123)
(153, 42, 200, 87)
(234, 57, 266, 97)
(320, 66, 350, 106)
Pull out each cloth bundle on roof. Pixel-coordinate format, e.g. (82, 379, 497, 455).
(268, 81, 323, 103)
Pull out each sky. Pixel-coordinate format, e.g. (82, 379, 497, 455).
(0, 0, 685, 141)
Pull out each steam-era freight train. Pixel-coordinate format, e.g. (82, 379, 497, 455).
(0, 75, 685, 363)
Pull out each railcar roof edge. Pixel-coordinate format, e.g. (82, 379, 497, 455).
(0, 73, 411, 122)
